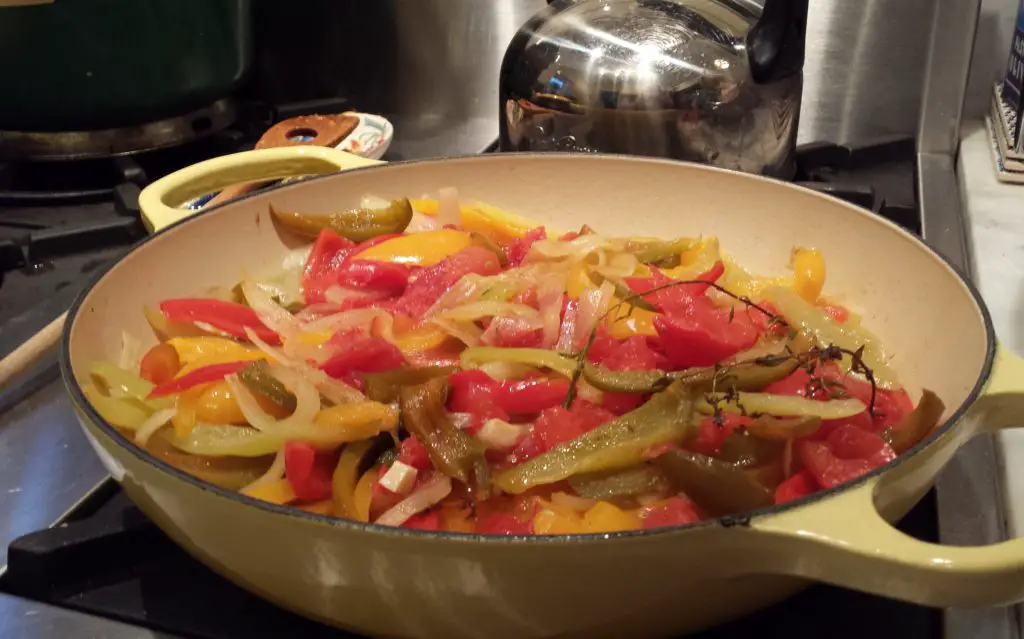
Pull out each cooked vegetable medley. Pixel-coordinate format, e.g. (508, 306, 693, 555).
(83, 192, 945, 535)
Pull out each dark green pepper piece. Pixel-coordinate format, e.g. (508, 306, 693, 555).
(469, 232, 509, 268)
(568, 465, 663, 500)
(883, 389, 945, 454)
(237, 360, 297, 413)
(623, 237, 696, 267)
(270, 197, 414, 242)
(655, 449, 774, 517)
(362, 365, 458, 404)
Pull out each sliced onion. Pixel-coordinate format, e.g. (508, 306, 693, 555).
(430, 317, 483, 347)
(302, 307, 383, 336)
(437, 187, 461, 227)
(555, 300, 578, 354)
(537, 271, 567, 348)
(424, 274, 486, 318)
(530, 235, 610, 260)
(240, 448, 286, 494)
(551, 491, 596, 512)
(406, 212, 440, 233)
(480, 316, 544, 347)
(134, 408, 176, 446)
(438, 301, 539, 323)
(294, 303, 343, 323)
(592, 251, 639, 279)
(375, 474, 453, 527)
(242, 279, 300, 339)
(573, 280, 615, 349)
(324, 284, 383, 307)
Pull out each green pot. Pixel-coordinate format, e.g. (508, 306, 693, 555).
(0, 0, 252, 131)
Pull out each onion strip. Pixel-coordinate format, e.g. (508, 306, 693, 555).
(375, 474, 453, 527)
(134, 408, 176, 446)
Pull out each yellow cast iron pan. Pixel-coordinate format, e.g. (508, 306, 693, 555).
(61, 145, 1024, 639)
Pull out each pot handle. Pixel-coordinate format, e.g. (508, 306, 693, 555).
(137, 146, 385, 233)
(750, 344, 1024, 607)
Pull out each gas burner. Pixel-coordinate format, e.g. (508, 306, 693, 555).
(0, 100, 239, 162)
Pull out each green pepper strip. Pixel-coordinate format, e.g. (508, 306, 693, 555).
(883, 389, 945, 454)
(494, 380, 699, 494)
(361, 365, 457, 404)
(460, 347, 577, 378)
(583, 348, 802, 395)
(655, 449, 774, 517)
(713, 431, 785, 467)
(399, 378, 492, 500)
(237, 360, 297, 413)
(622, 237, 696, 267)
(89, 362, 173, 410)
(568, 465, 663, 501)
(269, 197, 414, 242)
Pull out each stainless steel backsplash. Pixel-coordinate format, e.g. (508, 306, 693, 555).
(249, 0, 966, 148)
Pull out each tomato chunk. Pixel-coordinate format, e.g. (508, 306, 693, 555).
(642, 497, 702, 529)
(798, 426, 895, 489)
(390, 246, 502, 318)
(775, 470, 818, 504)
(505, 227, 546, 267)
(139, 343, 181, 385)
(284, 441, 336, 501)
(302, 229, 357, 305)
(320, 335, 405, 382)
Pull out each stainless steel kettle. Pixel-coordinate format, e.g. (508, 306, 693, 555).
(498, 0, 808, 178)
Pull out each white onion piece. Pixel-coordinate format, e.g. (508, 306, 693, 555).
(430, 318, 483, 347)
(438, 301, 539, 323)
(242, 280, 300, 339)
(555, 300, 578, 354)
(240, 448, 286, 494)
(302, 307, 383, 336)
(536, 271, 567, 348)
(573, 280, 615, 349)
(134, 408, 176, 446)
(530, 235, 609, 260)
(324, 284, 381, 307)
(551, 491, 596, 512)
(437, 187, 461, 227)
(375, 474, 453, 527)
(424, 274, 486, 318)
(294, 303, 342, 322)
(193, 321, 234, 338)
(592, 251, 639, 279)
(480, 316, 544, 348)
(405, 212, 440, 233)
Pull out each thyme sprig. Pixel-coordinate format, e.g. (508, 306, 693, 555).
(563, 277, 879, 420)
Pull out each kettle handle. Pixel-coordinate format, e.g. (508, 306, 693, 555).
(747, 0, 809, 84)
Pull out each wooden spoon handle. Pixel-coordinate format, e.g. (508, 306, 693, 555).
(0, 312, 66, 389)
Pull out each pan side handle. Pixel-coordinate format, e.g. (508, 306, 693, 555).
(137, 146, 384, 233)
(748, 345, 1024, 607)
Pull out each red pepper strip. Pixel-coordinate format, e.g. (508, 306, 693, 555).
(302, 228, 357, 305)
(388, 246, 502, 319)
(337, 260, 410, 295)
(774, 470, 818, 504)
(147, 360, 252, 398)
(283, 441, 336, 501)
(641, 496, 702, 529)
(160, 299, 281, 345)
(320, 336, 406, 381)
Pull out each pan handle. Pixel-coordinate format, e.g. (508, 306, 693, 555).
(749, 344, 1024, 606)
(137, 146, 384, 233)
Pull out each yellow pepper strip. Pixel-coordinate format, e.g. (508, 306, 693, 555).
(791, 247, 826, 303)
(533, 499, 586, 535)
(582, 501, 642, 533)
(441, 504, 476, 533)
(171, 384, 209, 438)
(353, 229, 472, 266)
(168, 337, 266, 376)
(195, 381, 248, 425)
(392, 324, 452, 353)
(242, 478, 296, 505)
(297, 500, 334, 516)
(459, 201, 556, 244)
(332, 439, 376, 519)
(314, 402, 399, 442)
(352, 468, 376, 522)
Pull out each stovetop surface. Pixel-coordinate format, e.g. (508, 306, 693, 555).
(0, 132, 955, 639)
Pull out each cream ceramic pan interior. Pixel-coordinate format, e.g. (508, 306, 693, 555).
(62, 154, 996, 639)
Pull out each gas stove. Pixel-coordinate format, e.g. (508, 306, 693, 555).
(0, 134, 999, 639)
